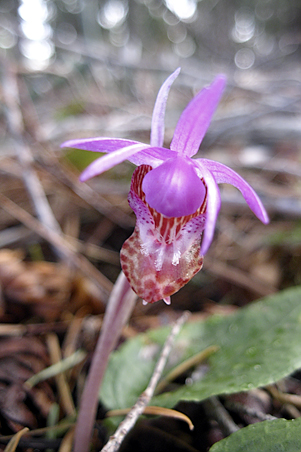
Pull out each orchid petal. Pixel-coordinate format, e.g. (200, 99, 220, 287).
(193, 160, 221, 255)
(201, 159, 269, 224)
(79, 143, 152, 181)
(129, 147, 178, 167)
(151, 68, 181, 147)
(170, 75, 226, 158)
(62, 137, 173, 168)
(61, 137, 140, 153)
(122, 165, 204, 303)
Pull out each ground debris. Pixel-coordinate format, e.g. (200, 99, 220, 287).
(0, 249, 104, 322)
(0, 336, 54, 433)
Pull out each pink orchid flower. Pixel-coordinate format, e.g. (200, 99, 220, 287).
(62, 68, 269, 305)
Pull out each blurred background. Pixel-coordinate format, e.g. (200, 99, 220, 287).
(0, 0, 301, 316)
(2, 0, 301, 72)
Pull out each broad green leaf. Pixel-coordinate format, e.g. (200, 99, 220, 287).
(100, 336, 160, 409)
(100, 286, 301, 410)
(208, 418, 301, 452)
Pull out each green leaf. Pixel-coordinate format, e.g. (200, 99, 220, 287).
(208, 418, 301, 452)
(101, 336, 160, 409)
(100, 286, 301, 410)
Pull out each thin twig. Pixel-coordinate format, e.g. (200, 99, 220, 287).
(2, 61, 62, 244)
(2, 427, 29, 452)
(203, 396, 239, 436)
(0, 192, 113, 300)
(0, 321, 71, 337)
(204, 257, 276, 297)
(39, 157, 135, 229)
(223, 398, 277, 421)
(46, 334, 76, 417)
(266, 385, 301, 409)
(101, 311, 190, 452)
(155, 344, 220, 394)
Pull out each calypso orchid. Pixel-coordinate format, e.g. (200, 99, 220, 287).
(62, 68, 269, 305)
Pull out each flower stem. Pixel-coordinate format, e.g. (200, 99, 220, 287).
(73, 272, 137, 452)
